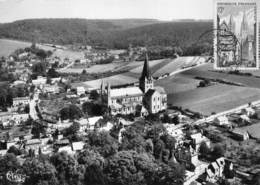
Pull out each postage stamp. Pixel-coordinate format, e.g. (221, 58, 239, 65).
(214, 0, 259, 70)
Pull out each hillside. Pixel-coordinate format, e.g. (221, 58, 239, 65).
(109, 21, 213, 49)
(0, 19, 213, 49)
(0, 18, 159, 47)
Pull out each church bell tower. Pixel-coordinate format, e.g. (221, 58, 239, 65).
(139, 53, 154, 93)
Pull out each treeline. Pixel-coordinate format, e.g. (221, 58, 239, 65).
(111, 21, 213, 50)
(0, 122, 186, 185)
(0, 19, 213, 53)
(12, 43, 53, 60)
(0, 83, 29, 111)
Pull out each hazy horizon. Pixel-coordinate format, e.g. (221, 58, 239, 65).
(0, 0, 213, 23)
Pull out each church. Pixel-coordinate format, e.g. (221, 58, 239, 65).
(101, 54, 167, 116)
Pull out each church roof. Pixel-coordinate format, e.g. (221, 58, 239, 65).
(155, 86, 166, 94)
(140, 53, 152, 80)
(110, 86, 143, 98)
(145, 86, 166, 97)
(145, 89, 156, 97)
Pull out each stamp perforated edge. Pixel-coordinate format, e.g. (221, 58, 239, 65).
(213, 0, 260, 70)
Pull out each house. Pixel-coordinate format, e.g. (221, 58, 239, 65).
(175, 146, 199, 171)
(51, 77, 61, 84)
(0, 149, 7, 156)
(41, 145, 53, 155)
(118, 118, 133, 126)
(214, 116, 229, 126)
(6, 141, 16, 150)
(216, 157, 226, 175)
(42, 84, 60, 94)
(76, 86, 86, 96)
(79, 96, 89, 104)
(58, 145, 74, 155)
(66, 94, 77, 99)
(231, 128, 249, 140)
(32, 76, 47, 87)
(51, 120, 73, 131)
(190, 132, 211, 152)
(1, 120, 16, 129)
(13, 97, 30, 107)
(55, 139, 70, 146)
(0, 113, 29, 127)
(12, 80, 26, 86)
(81, 116, 103, 131)
(239, 114, 251, 123)
(98, 122, 113, 132)
(25, 139, 42, 151)
(241, 107, 255, 117)
(164, 124, 184, 147)
(204, 157, 233, 183)
(77, 118, 89, 132)
(72, 141, 85, 151)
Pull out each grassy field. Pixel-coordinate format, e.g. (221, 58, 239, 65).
(0, 38, 84, 61)
(161, 63, 260, 115)
(79, 74, 137, 89)
(240, 122, 260, 139)
(155, 74, 200, 94)
(51, 48, 84, 61)
(153, 56, 207, 77)
(180, 63, 260, 89)
(130, 59, 169, 74)
(167, 84, 260, 115)
(0, 39, 31, 57)
(60, 63, 121, 74)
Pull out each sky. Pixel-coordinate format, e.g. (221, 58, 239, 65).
(0, 0, 213, 23)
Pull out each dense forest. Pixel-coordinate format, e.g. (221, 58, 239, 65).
(0, 19, 213, 50)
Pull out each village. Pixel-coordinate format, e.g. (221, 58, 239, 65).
(0, 41, 260, 185)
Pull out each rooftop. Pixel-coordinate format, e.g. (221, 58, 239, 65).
(110, 86, 143, 98)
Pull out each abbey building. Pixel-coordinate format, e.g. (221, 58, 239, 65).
(101, 54, 167, 116)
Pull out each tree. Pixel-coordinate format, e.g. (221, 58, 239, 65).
(50, 151, 79, 185)
(253, 173, 260, 185)
(0, 153, 21, 185)
(87, 131, 118, 157)
(60, 104, 83, 120)
(81, 70, 87, 75)
(47, 68, 59, 78)
(198, 141, 210, 158)
(64, 122, 80, 138)
(22, 158, 59, 185)
(145, 139, 154, 154)
(120, 126, 146, 153)
(151, 162, 185, 185)
(32, 62, 47, 77)
(160, 134, 176, 152)
(146, 124, 166, 141)
(36, 49, 48, 59)
(0, 56, 6, 69)
(82, 102, 106, 116)
(31, 121, 46, 138)
(198, 79, 210, 88)
(24, 104, 30, 113)
(153, 139, 165, 160)
(77, 149, 104, 167)
(104, 151, 145, 185)
(84, 164, 107, 185)
(211, 145, 225, 160)
(7, 146, 22, 156)
(89, 90, 100, 100)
